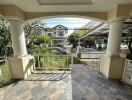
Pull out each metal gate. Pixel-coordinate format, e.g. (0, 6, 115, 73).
(80, 48, 106, 72)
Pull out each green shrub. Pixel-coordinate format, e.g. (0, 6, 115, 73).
(77, 53, 81, 58)
(65, 57, 82, 64)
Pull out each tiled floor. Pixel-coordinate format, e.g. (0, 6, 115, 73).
(1, 64, 132, 100)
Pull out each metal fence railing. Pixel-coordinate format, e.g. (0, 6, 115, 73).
(31, 54, 73, 73)
(80, 48, 106, 72)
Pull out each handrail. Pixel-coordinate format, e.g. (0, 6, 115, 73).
(32, 54, 72, 73)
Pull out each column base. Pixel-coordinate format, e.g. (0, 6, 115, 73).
(6, 55, 33, 80)
(100, 56, 125, 80)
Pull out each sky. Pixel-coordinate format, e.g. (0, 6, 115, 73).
(42, 17, 91, 35)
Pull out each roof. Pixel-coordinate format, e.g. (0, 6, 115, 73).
(52, 25, 68, 30)
(80, 18, 132, 39)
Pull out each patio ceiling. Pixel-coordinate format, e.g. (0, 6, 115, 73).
(0, 0, 131, 12)
(37, 0, 94, 5)
(0, 0, 131, 38)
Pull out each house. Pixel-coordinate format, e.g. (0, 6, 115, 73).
(45, 25, 68, 47)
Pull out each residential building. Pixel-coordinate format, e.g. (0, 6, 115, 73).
(45, 25, 68, 47)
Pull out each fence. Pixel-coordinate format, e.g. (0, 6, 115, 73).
(80, 48, 106, 72)
(31, 54, 73, 73)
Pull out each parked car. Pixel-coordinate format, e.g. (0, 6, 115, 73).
(101, 43, 107, 49)
(120, 43, 128, 49)
(96, 43, 107, 50)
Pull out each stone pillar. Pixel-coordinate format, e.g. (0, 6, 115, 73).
(100, 18, 125, 80)
(9, 19, 27, 57)
(6, 18, 32, 79)
(0, 68, 2, 80)
(76, 46, 82, 58)
(106, 19, 123, 57)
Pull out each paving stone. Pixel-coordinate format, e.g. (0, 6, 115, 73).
(17, 90, 32, 100)
(84, 88, 100, 100)
(72, 89, 84, 100)
(2, 90, 17, 100)
(1, 64, 132, 100)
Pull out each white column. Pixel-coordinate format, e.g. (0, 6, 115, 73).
(106, 18, 124, 57)
(6, 18, 32, 79)
(100, 18, 125, 79)
(9, 19, 27, 57)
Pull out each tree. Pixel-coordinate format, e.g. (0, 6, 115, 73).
(24, 21, 53, 54)
(24, 21, 46, 48)
(0, 16, 12, 57)
(77, 29, 90, 37)
(24, 21, 48, 53)
(81, 39, 95, 48)
(67, 33, 79, 48)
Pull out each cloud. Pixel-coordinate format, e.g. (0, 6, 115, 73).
(42, 17, 91, 34)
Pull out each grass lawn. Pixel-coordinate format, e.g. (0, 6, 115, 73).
(0, 52, 83, 86)
(0, 63, 10, 87)
(34, 53, 83, 70)
(34, 54, 71, 70)
(43, 55, 68, 69)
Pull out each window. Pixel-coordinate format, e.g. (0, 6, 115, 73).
(48, 33, 51, 36)
(59, 32, 64, 36)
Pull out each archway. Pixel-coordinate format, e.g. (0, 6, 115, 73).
(24, 15, 107, 73)
(26, 15, 106, 23)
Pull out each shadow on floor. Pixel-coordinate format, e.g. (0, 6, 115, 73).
(0, 80, 20, 88)
(71, 64, 132, 100)
(1, 64, 132, 100)
(25, 71, 71, 81)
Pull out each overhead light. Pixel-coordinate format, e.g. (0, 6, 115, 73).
(37, 0, 94, 5)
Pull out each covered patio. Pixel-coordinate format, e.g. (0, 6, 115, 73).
(0, 0, 132, 100)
